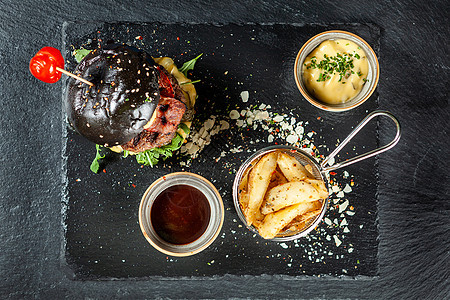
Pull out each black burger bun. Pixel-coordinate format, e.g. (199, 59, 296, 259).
(65, 44, 160, 146)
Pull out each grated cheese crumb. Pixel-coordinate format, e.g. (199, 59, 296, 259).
(333, 235, 342, 247)
(286, 134, 298, 144)
(343, 184, 352, 193)
(229, 110, 240, 119)
(240, 91, 249, 102)
(339, 200, 349, 213)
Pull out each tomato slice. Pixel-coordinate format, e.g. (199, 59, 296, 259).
(156, 66, 175, 98)
(29, 47, 65, 83)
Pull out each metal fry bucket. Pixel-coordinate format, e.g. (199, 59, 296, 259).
(232, 110, 401, 241)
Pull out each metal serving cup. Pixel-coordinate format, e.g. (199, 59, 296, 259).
(294, 30, 380, 112)
(139, 172, 224, 256)
(233, 111, 401, 241)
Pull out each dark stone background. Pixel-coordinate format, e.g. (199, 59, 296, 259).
(0, 0, 448, 299)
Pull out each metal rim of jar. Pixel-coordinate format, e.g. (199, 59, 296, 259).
(139, 172, 224, 256)
(294, 30, 380, 112)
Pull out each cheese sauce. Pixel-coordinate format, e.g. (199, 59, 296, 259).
(302, 39, 369, 104)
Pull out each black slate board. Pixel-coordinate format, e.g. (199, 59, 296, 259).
(62, 23, 380, 279)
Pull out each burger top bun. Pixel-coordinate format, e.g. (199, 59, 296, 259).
(65, 44, 160, 146)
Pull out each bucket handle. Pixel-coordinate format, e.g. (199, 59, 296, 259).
(321, 110, 401, 172)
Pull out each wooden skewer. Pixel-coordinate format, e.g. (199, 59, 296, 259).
(56, 67, 94, 87)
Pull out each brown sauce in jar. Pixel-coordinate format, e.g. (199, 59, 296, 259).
(151, 184, 211, 245)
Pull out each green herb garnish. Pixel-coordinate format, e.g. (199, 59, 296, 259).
(90, 144, 105, 173)
(180, 79, 201, 85)
(306, 52, 361, 83)
(74, 49, 92, 63)
(178, 53, 203, 76)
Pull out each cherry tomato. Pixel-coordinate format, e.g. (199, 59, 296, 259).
(29, 47, 65, 83)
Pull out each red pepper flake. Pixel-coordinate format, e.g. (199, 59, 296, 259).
(177, 37, 180, 41)
(317, 117, 321, 120)
(135, 35, 143, 40)
(330, 172, 337, 175)
(132, 184, 136, 188)
(102, 169, 106, 173)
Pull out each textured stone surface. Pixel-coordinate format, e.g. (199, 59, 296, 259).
(0, 1, 448, 299)
(63, 23, 380, 279)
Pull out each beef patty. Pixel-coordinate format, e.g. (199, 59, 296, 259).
(121, 68, 187, 152)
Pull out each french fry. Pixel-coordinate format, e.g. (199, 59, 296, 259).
(305, 164, 315, 175)
(257, 201, 319, 239)
(277, 152, 314, 181)
(239, 164, 253, 192)
(239, 190, 250, 212)
(285, 208, 321, 232)
(238, 166, 252, 211)
(244, 152, 277, 226)
(238, 150, 329, 239)
(261, 181, 320, 214)
(304, 178, 329, 199)
(253, 208, 266, 229)
(267, 167, 289, 190)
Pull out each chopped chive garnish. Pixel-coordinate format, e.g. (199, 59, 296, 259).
(309, 52, 358, 82)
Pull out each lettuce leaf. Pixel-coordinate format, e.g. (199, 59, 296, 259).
(74, 48, 92, 63)
(90, 144, 105, 173)
(130, 124, 190, 167)
(178, 53, 203, 76)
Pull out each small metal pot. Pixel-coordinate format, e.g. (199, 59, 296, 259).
(139, 172, 224, 256)
(294, 30, 380, 112)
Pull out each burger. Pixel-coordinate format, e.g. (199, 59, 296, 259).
(65, 44, 198, 170)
